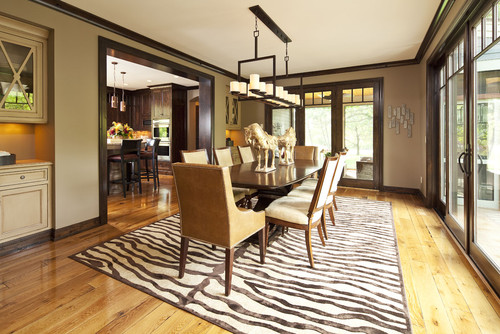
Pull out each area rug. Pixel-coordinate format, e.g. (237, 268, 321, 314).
(71, 196, 412, 333)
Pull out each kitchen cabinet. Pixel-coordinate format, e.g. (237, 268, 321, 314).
(0, 161, 52, 243)
(132, 89, 152, 131)
(151, 86, 172, 119)
(0, 15, 48, 124)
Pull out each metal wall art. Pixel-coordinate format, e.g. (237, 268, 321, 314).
(387, 104, 413, 138)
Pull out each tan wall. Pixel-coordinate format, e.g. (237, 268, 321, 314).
(0, 0, 233, 229)
(0, 124, 35, 159)
(242, 65, 425, 190)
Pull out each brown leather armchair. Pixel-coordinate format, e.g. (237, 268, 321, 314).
(172, 163, 267, 296)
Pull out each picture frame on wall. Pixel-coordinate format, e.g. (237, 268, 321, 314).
(225, 94, 241, 130)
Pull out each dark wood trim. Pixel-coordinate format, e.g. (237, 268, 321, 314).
(264, 105, 273, 134)
(51, 217, 102, 241)
(380, 185, 422, 195)
(30, 0, 237, 79)
(186, 85, 200, 90)
(98, 37, 215, 223)
(0, 230, 51, 257)
(415, 0, 456, 61)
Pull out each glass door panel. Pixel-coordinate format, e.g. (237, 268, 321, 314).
(305, 106, 332, 153)
(343, 103, 374, 180)
(448, 69, 466, 231)
(473, 41, 500, 271)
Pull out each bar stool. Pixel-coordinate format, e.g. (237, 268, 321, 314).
(108, 139, 142, 198)
(140, 138, 161, 190)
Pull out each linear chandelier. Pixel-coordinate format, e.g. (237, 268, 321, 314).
(229, 5, 302, 109)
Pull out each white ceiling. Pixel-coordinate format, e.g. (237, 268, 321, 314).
(107, 56, 198, 91)
(69, 0, 441, 77)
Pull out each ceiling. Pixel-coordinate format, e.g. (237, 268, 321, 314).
(107, 56, 198, 91)
(67, 0, 441, 77)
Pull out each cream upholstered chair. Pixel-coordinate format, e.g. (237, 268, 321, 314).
(265, 156, 338, 268)
(173, 163, 267, 296)
(180, 149, 210, 164)
(214, 147, 258, 208)
(294, 145, 319, 160)
(237, 145, 255, 163)
(289, 151, 348, 229)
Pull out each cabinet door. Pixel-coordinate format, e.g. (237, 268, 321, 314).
(0, 184, 48, 242)
(151, 89, 163, 119)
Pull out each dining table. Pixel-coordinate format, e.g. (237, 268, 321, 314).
(229, 158, 324, 211)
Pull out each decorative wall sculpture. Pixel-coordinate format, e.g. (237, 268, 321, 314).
(387, 104, 414, 138)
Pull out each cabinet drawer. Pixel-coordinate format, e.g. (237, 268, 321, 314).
(0, 168, 48, 187)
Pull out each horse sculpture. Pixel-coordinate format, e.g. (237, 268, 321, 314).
(277, 127, 296, 165)
(244, 123, 278, 172)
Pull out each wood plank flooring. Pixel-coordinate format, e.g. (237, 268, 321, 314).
(0, 176, 499, 333)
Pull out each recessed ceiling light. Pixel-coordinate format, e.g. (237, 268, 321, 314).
(124, 83, 129, 86)
(147, 79, 152, 83)
(174, 75, 179, 78)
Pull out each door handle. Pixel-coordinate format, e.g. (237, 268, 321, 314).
(458, 152, 466, 174)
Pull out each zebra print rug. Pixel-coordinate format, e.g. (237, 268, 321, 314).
(71, 196, 412, 333)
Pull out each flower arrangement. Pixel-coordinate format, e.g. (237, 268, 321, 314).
(107, 121, 134, 139)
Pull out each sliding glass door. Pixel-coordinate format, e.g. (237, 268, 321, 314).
(433, 1, 500, 294)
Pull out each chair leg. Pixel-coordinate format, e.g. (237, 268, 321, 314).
(145, 159, 150, 182)
(137, 160, 142, 194)
(179, 237, 189, 278)
(212, 244, 216, 250)
(305, 230, 315, 268)
(225, 248, 234, 296)
(120, 161, 126, 198)
(152, 158, 157, 190)
(333, 196, 338, 211)
(317, 224, 326, 247)
(265, 221, 270, 247)
(258, 228, 266, 264)
(328, 206, 335, 226)
(321, 212, 328, 240)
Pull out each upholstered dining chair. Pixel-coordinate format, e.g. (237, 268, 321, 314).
(180, 149, 210, 164)
(237, 145, 255, 163)
(265, 156, 338, 268)
(294, 145, 319, 160)
(214, 147, 258, 208)
(173, 163, 267, 296)
(289, 150, 348, 230)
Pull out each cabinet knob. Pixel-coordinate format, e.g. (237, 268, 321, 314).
(20, 175, 25, 180)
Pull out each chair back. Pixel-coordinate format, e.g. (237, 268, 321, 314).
(238, 146, 255, 163)
(120, 139, 142, 159)
(294, 146, 319, 160)
(146, 138, 161, 154)
(173, 163, 236, 246)
(307, 156, 339, 218)
(329, 150, 348, 193)
(214, 147, 234, 167)
(180, 149, 209, 164)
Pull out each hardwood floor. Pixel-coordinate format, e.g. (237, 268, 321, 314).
(0, 176, 499, 333)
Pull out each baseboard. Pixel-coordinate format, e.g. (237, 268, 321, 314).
(51, 217, 102, 241)
(380, 185, 420, 194)
(0, 230, 51, 257)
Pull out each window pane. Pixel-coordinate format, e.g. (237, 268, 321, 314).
(352, 88, 363, 102)
(453, 45, 459, 73)
(459, 40, 464, 69)
(313, 91, 322, 104)
(440, 86, 447, 203)
(342, 89, 351, 103)
(272, 108, 292, 136)
(484, 9, 493, 47)
(363, 88, 373, 101)
(343, 104, 373, 180)
(440, 67, 445, 87)
(2, 41, 31, 72)
(305, 106, 331, 153)
(323, 91, 332, 103)
(474, 40, 500, 269)
(304, 92, 313, 105)
(497, 2, 500, 39)
(449, 69, 465, 230)
(448, 53, 454, 78)
(474, 21, 482, 56)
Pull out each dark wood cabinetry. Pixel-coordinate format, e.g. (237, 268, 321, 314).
(170, 84, 187, 163)
(130, 89, 151, 131)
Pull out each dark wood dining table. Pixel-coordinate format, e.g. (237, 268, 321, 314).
(229, 158, 323, 211)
